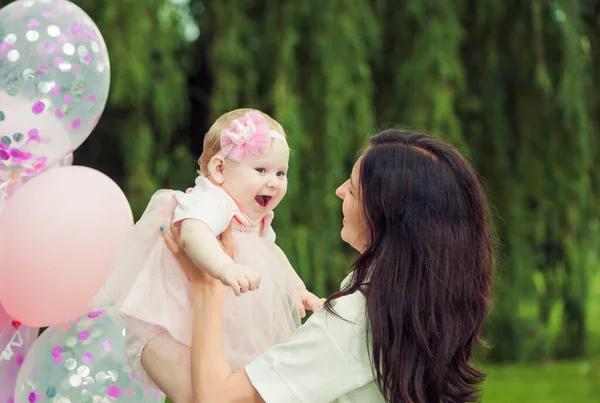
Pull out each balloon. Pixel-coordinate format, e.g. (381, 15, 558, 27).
(0, 302, 11, 328)
(0, 166, 133, 326)
(0, 322, 38, 403)
(14, 310, 164, 402)
(0, 0, 110, 181)
(0, 150, 72, 215)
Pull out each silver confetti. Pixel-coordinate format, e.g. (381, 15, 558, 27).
(63, 43, 75, 56)
(7, 49, 19, 62)
(77, 365, 90, 377)
(26, 30, 39, 42)
(38, 81, 52, 93)
(69, 374, 82, 387)
(64, 358, 77, 371)
(22, 69, 35, 80)
(47, 25, 60, 37)
(59, 62, 72, 73)
(106, 369, 118, 382)
(4, 33, 17, 45)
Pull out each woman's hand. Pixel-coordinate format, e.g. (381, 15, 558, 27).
(162, 224, 234, 284)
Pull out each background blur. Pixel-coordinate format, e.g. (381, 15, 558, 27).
(2, 0, 598, 401)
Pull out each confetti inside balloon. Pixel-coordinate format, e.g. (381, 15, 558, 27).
(14, 311, 164, 403)
(0, 0, 110, 186)
(0, 316, 38, 403)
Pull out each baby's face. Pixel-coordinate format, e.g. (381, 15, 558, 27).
(222, 139, 289, 222)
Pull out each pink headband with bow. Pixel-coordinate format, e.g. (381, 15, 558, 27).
(219, 111, 286, 163)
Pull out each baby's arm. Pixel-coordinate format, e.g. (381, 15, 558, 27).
(270, 242, 325, 315)
(179, 219, 233, 278)
(179, 219, 261, 295)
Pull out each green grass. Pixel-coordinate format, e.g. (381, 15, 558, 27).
(482, 359, 600, 402)
(482, 271, 600, 402)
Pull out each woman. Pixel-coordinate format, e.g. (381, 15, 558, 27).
(165, 129, 494, 403)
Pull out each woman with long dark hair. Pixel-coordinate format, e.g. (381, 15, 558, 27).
(165, 129, 494, 403)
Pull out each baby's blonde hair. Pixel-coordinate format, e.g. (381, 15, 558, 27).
(198, 108, 286, 175)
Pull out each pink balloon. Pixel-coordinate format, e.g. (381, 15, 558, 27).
(0, 302, 10, 328)
(0, 166, 133, 327)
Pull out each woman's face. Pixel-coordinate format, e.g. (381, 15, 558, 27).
(335, 157, 370, 252)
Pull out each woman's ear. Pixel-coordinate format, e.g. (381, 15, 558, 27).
(208, 155, 226, 184)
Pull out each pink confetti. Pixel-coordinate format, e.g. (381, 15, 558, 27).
(43, 43, 57, 54)
(32, 102, 45, 115)
(106, 385, 121, 398)
(28, 129, 40, 141)
(71, 63, 82, 75)
(37, 63, 49, 75)
(78, 330, 89, 341)
(82, 352, 94, 363)
(53, 56, 63, 68)
(27, 19, 40, 29)
(49, 84, 61, 96)
(124, 387, 134, 398)
(16, 354, 24, 366)
(52, 353, 64, 365)
(51, 346, 62, 357)
(0, 42, 11, 53)
(42, 10, 54, 19)
(70, 22, 83, 36)
(64, 94, 72, 104)
(57, 34, 69, 44)
(71, 118, 81, 129)
(55, 108, 64, 119)
(101, 340, 113, 352)
(85, 94, 96, 102)
(87, 311, 102, 318)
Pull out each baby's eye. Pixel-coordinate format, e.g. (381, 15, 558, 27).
(276, 171, 286, 177)
(255, 168, 266, 173)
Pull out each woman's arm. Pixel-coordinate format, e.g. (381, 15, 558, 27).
(190, 281, 265, 403)
(163, 225, 264, 402)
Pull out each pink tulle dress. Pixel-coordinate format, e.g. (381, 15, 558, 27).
(92, 176, 301, 386)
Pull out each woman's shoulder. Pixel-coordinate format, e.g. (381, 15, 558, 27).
(327, 290, 367, 326)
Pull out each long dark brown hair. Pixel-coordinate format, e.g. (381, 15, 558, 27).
(326, 129, 493, 403)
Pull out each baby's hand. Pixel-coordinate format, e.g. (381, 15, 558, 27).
(297, 289, 326, 318)
(218, 264, 261, 296)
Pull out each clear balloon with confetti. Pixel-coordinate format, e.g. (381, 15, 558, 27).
(14, 310, 164, 403)
(0, 0, 110, 189)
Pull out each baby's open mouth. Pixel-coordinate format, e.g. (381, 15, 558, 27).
(255, 195, 272, 208)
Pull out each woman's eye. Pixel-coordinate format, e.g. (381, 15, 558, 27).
(255, 168, 266, 173)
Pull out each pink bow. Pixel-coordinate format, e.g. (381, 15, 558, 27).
(220, 111, 271, 162)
